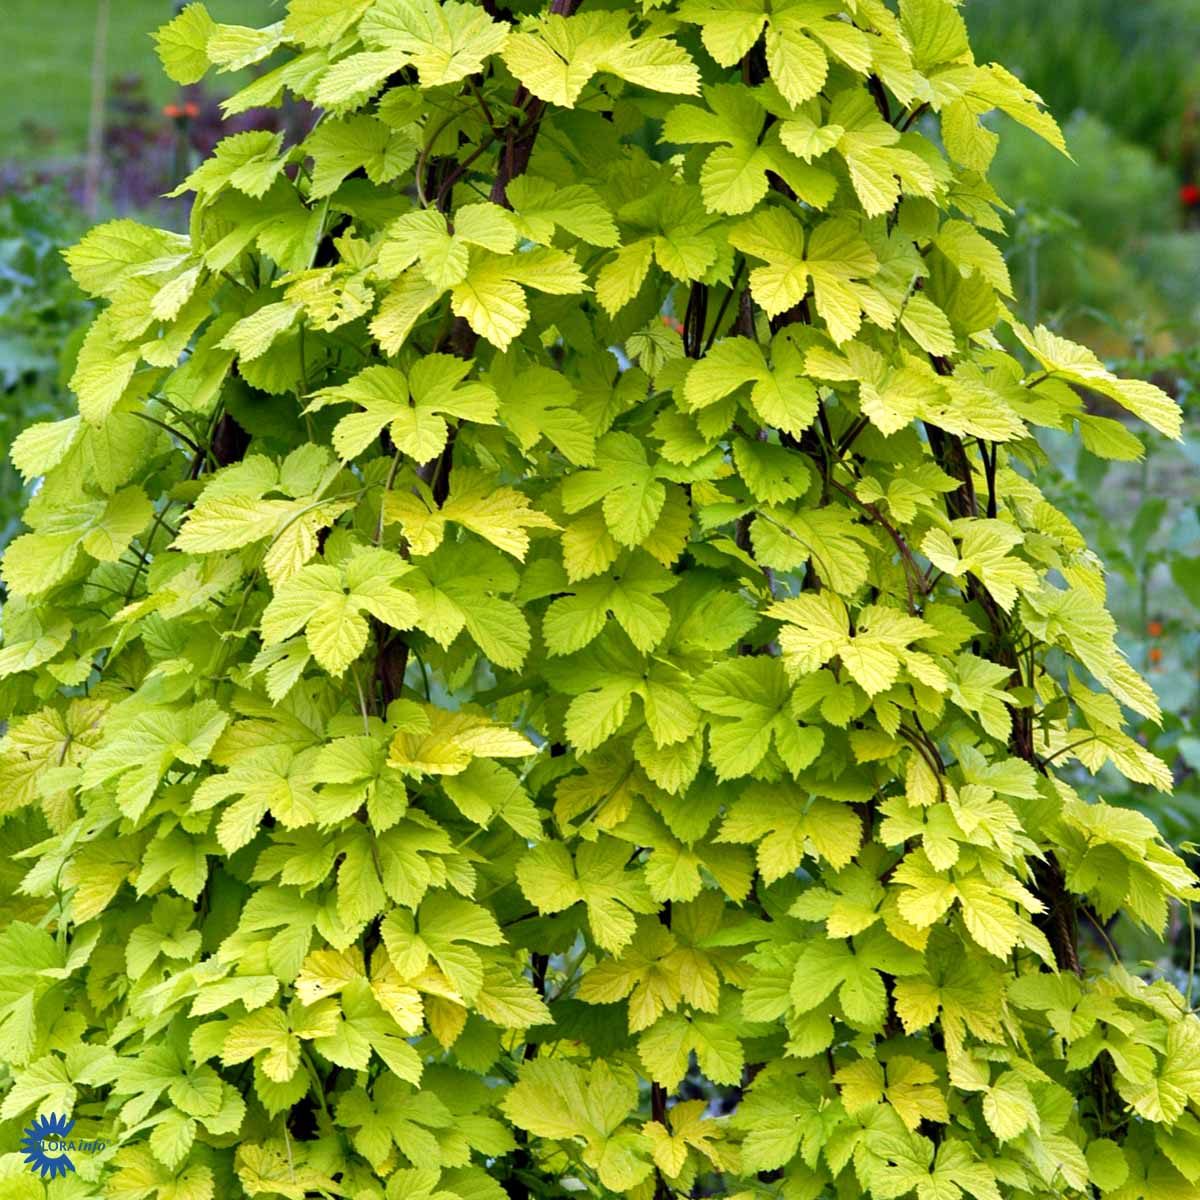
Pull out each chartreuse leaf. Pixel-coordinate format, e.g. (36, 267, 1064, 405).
(922, 517, 1039, 612)
(751, 504, 872, 593)
(154, 3, 217, 84)
(639, 991, 745, 1090)
(544, 551, 677, 654)
(684, 330, 819, 437)
(729, 1066, 831, 1173)
(502, 1058, 653, 1191)
(678, 0, 874, 107)
(717, 778, 861, 878)
(1, 1, 1194, 1197)
(398, 539, 531, 670)
(2, 486, 153, 597)
(692, 657, 823, 779)
(387, 703, 537, 776)
(664, 84, 836, 214)
(770, 591, 938, 696)
(304, 115, 417, 199)
(261, 546, 418, 674)
(834, 1054, 949, 1130)
(65, 221, 191, 300)
(594, 174, 723, 315)
(170, 131, 289, 201)
(789, 924, 924, 1031)
(284, 0, 372, 48)
(729, 208, 878, 341)
(517, 837, 657, 954)
(506, 176, 619, 248)
(360, 0, 509, 87)
(642, 1098, 730, 1178)
(562, 431, 668, 547)
(488, 353, 596, 465)
(312, 355, 499, 464)
(452, 248, 589, 350)
(81, 700, 228, 826)
(781, 87, 943, 219)
(381, 891, 503, 1006)
(377, 205, 519, 289)
(578, 917, 685, 1032)
(503, 10, 699, 108)
(386, 467, 558, 561)
(1011, 320, 1183, 439)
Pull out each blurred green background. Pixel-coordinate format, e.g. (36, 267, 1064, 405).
(0, 0, 1197, 977)
(1, 1, 274, 157)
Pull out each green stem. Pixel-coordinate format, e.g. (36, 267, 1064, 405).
(300, 1046, 331, 1123)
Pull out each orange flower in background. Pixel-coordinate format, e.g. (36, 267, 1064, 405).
(1181, 182, 1200, 206)
(1149, 646, 1164, 665)
(660, 315, 684, 335)
(1148, 619, 1164, 637)
(163, 101, 200, 120)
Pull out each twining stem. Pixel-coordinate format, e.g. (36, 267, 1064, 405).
(131, 411, 203, 455)
(300, 1045, 331, 1123)
(922, 402, 1084, 978)
(490, 0, 584, 206)
(827, 477, 930, 612)
(703, 258, 745, 353)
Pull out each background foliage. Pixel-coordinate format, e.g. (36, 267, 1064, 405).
(0, 0, 1198, 1198)
(0, 189, 91, 555)
(1, 0, 275, 159)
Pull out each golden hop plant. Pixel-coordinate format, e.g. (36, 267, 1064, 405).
(0, 0, 1197, 1197)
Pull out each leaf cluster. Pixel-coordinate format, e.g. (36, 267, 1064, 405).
(0, 2, 1197, 1198)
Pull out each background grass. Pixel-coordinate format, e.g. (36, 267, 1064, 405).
(3, 0, 277, 159)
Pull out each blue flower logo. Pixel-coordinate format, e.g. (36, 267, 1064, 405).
(19, 1112, 77, 1178)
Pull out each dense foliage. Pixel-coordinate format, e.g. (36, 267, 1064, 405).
(1, 2, 1198, 1198)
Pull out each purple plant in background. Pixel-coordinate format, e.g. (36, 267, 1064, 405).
(0, 71, 315, 225)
